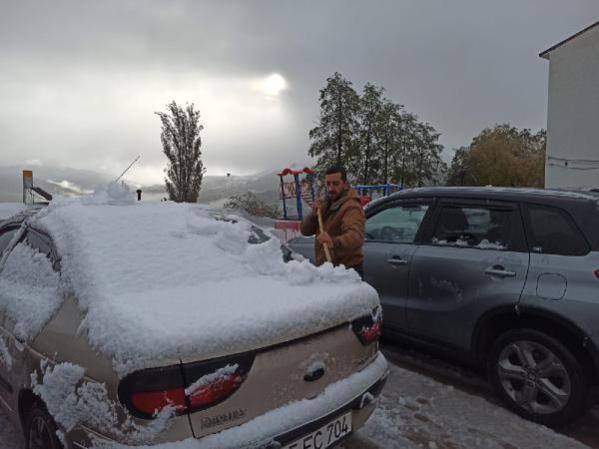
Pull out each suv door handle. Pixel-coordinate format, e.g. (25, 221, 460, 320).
(484, 266, 516, 278)
(387, 257, 408, 267)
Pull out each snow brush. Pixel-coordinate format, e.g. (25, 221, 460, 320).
(316, 207, 333, 263)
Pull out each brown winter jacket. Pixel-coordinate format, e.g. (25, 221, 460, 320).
(300, 187, 365, 268)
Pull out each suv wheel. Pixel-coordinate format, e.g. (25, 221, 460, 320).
(488, 328, 589, 427)
(25, 402, 64, 449)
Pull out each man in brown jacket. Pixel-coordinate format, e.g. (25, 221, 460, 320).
(300, 166, 366, 277)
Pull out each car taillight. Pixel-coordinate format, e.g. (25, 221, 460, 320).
(183, 354, 253, 413)
(130, 388, 187, 416)
(187, 368, 245, 409)
(119, 353, 255, 419)
(352, 308, 383, 345)
(595, 269, 599, 279)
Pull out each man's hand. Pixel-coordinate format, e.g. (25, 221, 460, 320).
(311, 198, 325, 213)
(317, 231, 333, 249)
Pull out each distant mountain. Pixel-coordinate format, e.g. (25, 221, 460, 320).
(0, 165, 286, 207)
(0, 165, 112, 202)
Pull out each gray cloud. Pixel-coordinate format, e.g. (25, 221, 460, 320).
(1, 0, 598, 184)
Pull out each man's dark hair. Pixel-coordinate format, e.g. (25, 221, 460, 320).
(325, 165, 347, 181)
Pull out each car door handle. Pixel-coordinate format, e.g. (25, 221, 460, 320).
(387, 257, 408, 266)
(484, 266, 516, 278)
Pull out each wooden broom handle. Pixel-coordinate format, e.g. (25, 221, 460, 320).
(316, 207, 333, 263)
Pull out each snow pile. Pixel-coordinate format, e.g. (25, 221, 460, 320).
(90, 354, 387, 449)
(33, 194, 378, 375)
(31, 361, 174, 444)
(432, 237, 506, 250)
(83, 182, 136, 206)
(0, 242, 62, 340)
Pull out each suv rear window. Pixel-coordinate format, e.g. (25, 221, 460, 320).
(525, 205, 589, 256)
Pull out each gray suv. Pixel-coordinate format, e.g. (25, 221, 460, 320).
(289, 187, 599, 426)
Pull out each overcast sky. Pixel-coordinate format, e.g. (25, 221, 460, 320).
(1, 1, 598, 185)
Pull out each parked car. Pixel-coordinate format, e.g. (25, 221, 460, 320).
(0, 196, 387, 449)
(289, 186, 599, 426)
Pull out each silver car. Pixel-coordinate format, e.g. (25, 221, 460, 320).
(290, 186, 599, 427)
(0, 202, 387, 449)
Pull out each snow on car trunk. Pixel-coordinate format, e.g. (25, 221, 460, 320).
(35, 185, 379, 376)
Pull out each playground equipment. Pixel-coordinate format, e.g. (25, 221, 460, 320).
(273, 170, 402, 242)
(355, 183, 402, 206)
(274, 167, 316, 242)
(277, 167, 316, 221)
(22, 170, 52, 204)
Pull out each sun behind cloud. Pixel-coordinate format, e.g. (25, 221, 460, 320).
(253, 73, 288, 96)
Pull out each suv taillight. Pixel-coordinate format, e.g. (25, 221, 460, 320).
(352, 308, 383, 345)
(119, 353, 255, 419)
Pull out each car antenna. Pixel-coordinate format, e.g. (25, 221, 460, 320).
(114, 155, 141, 183)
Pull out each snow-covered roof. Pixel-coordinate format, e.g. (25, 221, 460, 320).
(31, 184, 378, 376)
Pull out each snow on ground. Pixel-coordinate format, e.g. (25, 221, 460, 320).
(29, 183, 378, 375)
(0, 203, 28, 220)
(352, 363, 590, 449)
(0, 361, 591, 449)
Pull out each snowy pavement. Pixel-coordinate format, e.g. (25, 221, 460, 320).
(0, 353, 594, 449)
(341, 362, 591, 449)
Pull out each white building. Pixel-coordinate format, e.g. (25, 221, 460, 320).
(541, 21, 599, 189)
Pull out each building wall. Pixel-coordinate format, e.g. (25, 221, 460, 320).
(545, 25, 599, 189)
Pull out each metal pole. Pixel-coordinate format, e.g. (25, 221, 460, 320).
(279, 176, 288, 220)
(294, 174, 303, 220)
(114, 155, 141, 183)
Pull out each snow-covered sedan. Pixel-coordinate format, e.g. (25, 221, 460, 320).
(0, 185, 387, 449)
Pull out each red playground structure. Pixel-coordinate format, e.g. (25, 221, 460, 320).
(274, 167, 316, 242)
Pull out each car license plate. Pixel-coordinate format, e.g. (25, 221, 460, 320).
(282, 412, 352, 449)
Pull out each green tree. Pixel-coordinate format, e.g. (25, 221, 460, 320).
(156, 101, 205, 202)
(308, 74, 445, 187)
(447, 146, 472, 185)
(357, 83, 385, 184)
(447, 124, 546, 187)
(387, 113, 444, 187)
(375, 99, 403, 184)
(309, 72, 360, 173)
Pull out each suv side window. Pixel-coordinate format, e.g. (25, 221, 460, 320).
(525, 205, 589, 256)
(366, 203, 429, 243)
(431, 205, 514, 250)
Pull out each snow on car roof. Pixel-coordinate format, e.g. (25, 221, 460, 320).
(0, 203, 29, 221)
(33, 184, 378, 376)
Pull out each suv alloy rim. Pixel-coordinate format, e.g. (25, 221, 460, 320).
(497, 340, 571, 415)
